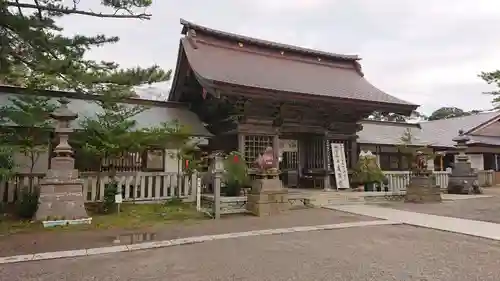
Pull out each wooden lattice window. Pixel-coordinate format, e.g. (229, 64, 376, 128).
(244, 135, 273, 166)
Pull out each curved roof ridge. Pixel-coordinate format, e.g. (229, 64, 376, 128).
(180, 18, 359, 62)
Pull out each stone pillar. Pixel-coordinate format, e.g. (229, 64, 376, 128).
(212, 153, 223, 219)
(35, 98, 91, 226)
(246, 147, 289, 216)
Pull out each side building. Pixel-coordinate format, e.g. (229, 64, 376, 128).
(0, 86, 212, 175)
(358, 112, 500, 184)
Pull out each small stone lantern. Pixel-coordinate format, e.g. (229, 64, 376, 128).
(35, 98, 91, 226)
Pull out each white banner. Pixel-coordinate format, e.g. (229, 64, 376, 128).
(331, 143, 350, 190)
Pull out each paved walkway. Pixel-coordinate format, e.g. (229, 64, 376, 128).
(0, 220, 398, 264)
(327, 204, 500, 240)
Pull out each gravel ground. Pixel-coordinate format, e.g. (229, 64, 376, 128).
(0, 208, 373, 257)
(2, 224, 500, 281)
(379, 196, 500, 223)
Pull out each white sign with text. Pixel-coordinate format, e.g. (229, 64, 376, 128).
(331, 143, 350, 190)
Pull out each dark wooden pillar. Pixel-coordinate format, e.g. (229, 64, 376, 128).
(350, 138, 358, 169)
(238, 133, 245, 156)
(297, 138, 304, 178)
(273, 133, 279, 169)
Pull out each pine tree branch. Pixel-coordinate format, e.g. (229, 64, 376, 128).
(5, 1, 152, 19)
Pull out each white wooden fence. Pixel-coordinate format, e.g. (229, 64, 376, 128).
(0, 172, 200, 204)
(0, 170, 495, 204)
(382, 170, 495, 192)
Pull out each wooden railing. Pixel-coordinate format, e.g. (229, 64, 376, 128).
(80, 172, 199, 202)
(382, 170, 495, 192)
(0, 173, 45, 203)
(0, 170, 495, 203)
(0, 172, 200, 204)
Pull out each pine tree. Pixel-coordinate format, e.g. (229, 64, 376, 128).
(0, 0, 170, 94)
(0, 95, 57, 174)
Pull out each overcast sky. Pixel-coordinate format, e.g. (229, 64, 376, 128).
(58, 0, 500, 114)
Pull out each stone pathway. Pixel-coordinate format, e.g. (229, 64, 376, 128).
(0, 220, 398, 265)
(328, 204, 500, 240)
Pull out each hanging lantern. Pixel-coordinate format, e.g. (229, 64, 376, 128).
(233, 155, 239, 163)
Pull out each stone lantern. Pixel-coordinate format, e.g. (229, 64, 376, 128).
(447, 130, 481, 194)
(35, 98, 91, 226)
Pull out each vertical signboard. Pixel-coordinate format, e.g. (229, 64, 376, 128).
(331, 143, 350, 190)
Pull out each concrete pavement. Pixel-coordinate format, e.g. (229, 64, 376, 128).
(2, 224, 500, 281)
(0, 220, 397, 264)
(328, 204, 500, 240)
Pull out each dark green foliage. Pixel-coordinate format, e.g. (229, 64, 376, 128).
(1, 1, 169, 94)
(398, 128, 434, 176)
(15, 187, 39, 219)
(427, 107, 480, 121)
(101, 181, 118, 214)
(369, 110, 427, 122)
(351, 156, 385, 185)
(480, 70, 500, 107)
(0, 95, 57, 174)
(222, 151, 249, 196)
(78, 92, 147, 169)
(0, 146, 14, 182)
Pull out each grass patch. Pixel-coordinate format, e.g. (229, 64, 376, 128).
(0, 201, 208, 235)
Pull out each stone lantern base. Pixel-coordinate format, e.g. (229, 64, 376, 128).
(405, 175, 442, 203)
(246, 172, 289, 216)
(35, 169, 91, 227)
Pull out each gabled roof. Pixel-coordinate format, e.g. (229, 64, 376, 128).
(358, 112, 500, 148)
(357, 120, 426, 146)
(419, 112, 499, 147)
(172, 19, 417, 112)
(180, 19, 359, 62)
(0, 86, 212, 137)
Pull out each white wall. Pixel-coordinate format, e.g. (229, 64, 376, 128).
(164, 149, 180, 173)
(466, 154, 484, 170)
(13, 150, 50, 174)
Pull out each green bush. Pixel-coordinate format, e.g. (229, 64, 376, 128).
(15, 187, 39, 219)
(101, 181, 118, 214)
(222, 151, 249, 196)
(351, 155, 386, 185)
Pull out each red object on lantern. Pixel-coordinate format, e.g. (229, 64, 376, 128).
(233, 155, 239, 163)
(185, 159, 189, 169)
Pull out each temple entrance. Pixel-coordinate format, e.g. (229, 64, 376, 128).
(168, 19, 417, 193)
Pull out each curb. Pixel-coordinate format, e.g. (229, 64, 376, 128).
(0, 220, 399, 264)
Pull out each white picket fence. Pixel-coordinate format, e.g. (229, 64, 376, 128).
(0, 170, 495, 203)
(382, 170, 495, 192)
(0, 172, 199, 204)
(79, 172, 199, 202)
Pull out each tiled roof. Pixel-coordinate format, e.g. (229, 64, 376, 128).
(358, 112, 500, 148)
(0, 92, 212, 137)
(179, 19, 416, 108)
(180, 19, 359, 61)
(357, 121, 426, 146)
(419, 112, 499, 147)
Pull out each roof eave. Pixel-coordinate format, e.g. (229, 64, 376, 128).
(211, 80, 417, 113)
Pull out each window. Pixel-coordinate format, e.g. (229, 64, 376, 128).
(244, 135, 273, 166)
(379, 152, 412, 171)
